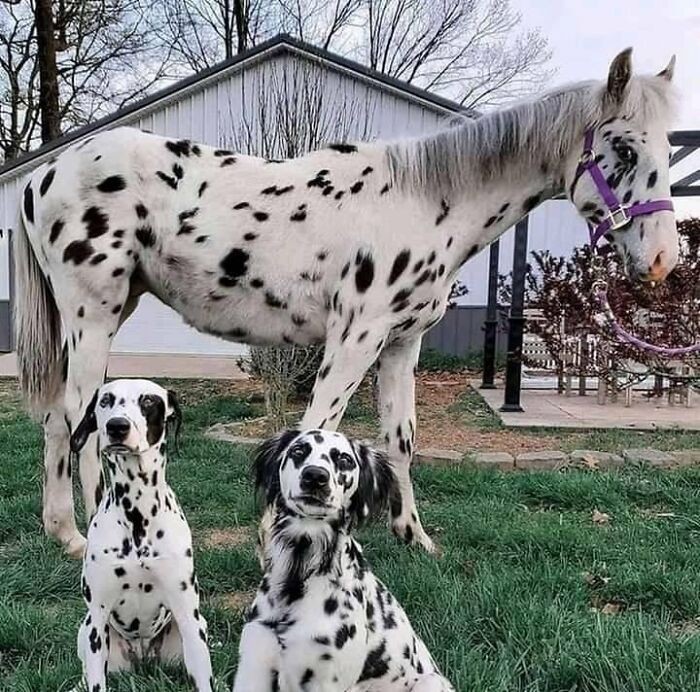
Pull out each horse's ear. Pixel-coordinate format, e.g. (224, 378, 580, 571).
(607, 47, 633, 104)
(657, 55, 676, 82)
(348, 440, 398, 526)
(252, 430, 301, 506)
(69, 390, 98, 453)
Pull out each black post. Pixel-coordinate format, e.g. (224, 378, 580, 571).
(481, 240, 500, 389)
(501, 217, 529, 412)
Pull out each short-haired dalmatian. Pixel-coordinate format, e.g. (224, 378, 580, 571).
(233, 429, 454, 692)
(70, 379, 214, 692)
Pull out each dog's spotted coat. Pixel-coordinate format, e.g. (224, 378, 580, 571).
(71, 379, 213, 692)
(15, 50, 677, 557)
(233, 429, 454, 691)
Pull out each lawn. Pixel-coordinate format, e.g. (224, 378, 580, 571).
(3, 376, 700, 691)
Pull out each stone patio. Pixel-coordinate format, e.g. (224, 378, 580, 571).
(478, 382, 700, 430)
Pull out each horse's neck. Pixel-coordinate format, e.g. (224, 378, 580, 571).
(446, 163, 559, 267)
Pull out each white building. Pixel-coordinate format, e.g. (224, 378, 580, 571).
(0, 34, 586, 368)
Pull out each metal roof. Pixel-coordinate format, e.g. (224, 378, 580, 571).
(0, 33, 471, 180)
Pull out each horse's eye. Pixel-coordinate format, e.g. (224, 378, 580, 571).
(617, 145, 634, 162)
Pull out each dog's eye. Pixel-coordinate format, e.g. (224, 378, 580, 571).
(337, 454, 355, 471)
(99, 394, 112, 408)
(290, 446, 305, 459)
(141, 395, 155, 409)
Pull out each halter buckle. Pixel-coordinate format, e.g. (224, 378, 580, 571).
(606, 206, 631, 230)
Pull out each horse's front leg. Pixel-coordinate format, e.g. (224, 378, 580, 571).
(377, 337, 436, 553)
(300, 324, 388, 431)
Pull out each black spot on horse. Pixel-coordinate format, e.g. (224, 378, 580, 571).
(136, 226, 156, 248)
(97, 175, 127, 193)
(220, 157, 237, 166)
(83, 207, 109, 238)
(484, 215, 498, 228)
(90, 253, 107, 265)
(329, 143, 358, 154)
(265, 292, 286, 309)
(49, 219, 64, 244)
(350, 181, 364, 194)
(290, 207, 307, 222)
(355, 252, 374, 293)
(436, 199, 450, 225)
(220, 248, 249, 287)
(198, 181, 208, 197)
(253, 211, 269, 222)
(166, 139, 193, 157)
(23, 185, 34, 223)
(362, 166, 374, 175)
(63, 240, 94, 265)
(135, 203, 148, 219)
(40, 168, 56, 196)
(647, 170, 658, 188)
(156, 171, 178, 189)
(388, 250, 410, 285)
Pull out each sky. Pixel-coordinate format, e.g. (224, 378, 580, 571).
(512, 0, 700, 214)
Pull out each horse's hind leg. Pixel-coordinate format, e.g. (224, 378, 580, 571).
(42, 377, 86, 557)
(377, 337, 435, 553)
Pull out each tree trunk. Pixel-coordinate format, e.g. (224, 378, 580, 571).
(34, 0, 61, 143)
(234, 0, 247, 53)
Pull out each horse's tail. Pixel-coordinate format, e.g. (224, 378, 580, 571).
(14, 192, 65, 413)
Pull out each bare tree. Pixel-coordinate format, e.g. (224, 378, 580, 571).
(0, 0, 175, 162)
(360, 0, 552, 109)
(34, 0, 59, 142)
(0, 2, 39, 160)
(157, 0, 551, 110)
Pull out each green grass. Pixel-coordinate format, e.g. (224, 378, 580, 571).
(4, 378, 700, 690)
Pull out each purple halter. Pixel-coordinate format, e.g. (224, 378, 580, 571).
(574, 126, 674, 247)
(573, 126, 700, 357)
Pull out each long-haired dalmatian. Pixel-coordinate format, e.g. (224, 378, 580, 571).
(16, 49, 677, 556)
(233, 429, 454, 692)
(70, 379, 213, 692)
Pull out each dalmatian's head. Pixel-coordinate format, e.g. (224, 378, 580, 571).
(70, 379, 182, 457)
(254, 429, 397, 525)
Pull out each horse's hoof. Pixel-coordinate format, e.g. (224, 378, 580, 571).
(392, 522, 439, 555)
(65, 534, 87, 559)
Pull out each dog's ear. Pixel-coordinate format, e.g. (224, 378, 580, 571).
(166, 389, 183, 449)
(252, 430, 301, 506)
(70, 390, 99, 453)
(349, 440, 398, 526)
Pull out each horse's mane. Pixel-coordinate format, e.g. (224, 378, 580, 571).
(386, 74, 676, 198)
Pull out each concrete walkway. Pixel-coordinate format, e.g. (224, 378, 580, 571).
(478, 383, 700, 430)
(0, 352, 247, 380)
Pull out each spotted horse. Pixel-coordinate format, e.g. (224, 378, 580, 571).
(15, 48, 679, 557)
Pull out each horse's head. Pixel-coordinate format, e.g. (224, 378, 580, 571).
(564, 48, 678, 282)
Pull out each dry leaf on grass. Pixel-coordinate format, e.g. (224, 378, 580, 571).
(199, 526, 252, 549)
(671, 618, 700, 639)
(582, 571, 610, 588)
(219, 591, 256, 612)
(592, 509, 611, 525)
(590, 595, 625, 615)
(579, 454, 600, 470)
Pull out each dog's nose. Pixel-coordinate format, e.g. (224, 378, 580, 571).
(106, 417, 130, 443)
(300, 466, 330, 491)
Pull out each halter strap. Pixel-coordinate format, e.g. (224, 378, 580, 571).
(574, 126, 674, 247)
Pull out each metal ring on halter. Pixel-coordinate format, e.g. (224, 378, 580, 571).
(605, 206, 631, 230)
(578, 149, 596, 166)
